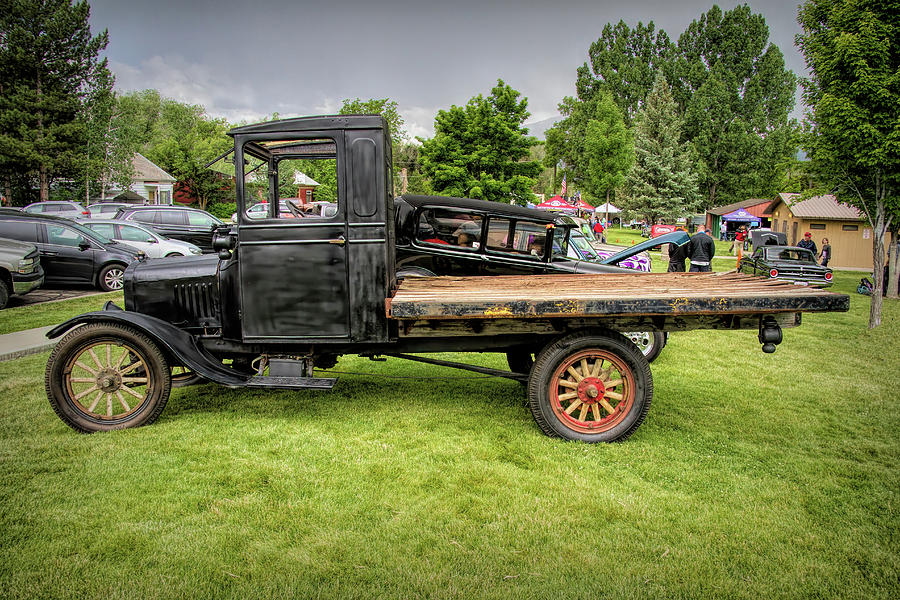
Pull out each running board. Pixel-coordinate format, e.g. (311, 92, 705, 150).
(244, 376, 336, 390)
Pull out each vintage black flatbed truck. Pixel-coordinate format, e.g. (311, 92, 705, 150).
(44, 115, 850, 442)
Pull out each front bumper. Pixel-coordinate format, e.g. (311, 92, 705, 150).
(12, 266, 44, 295)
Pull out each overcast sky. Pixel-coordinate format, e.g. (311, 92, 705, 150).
(88, 0, 808, 139)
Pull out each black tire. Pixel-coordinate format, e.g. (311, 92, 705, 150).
(623, 331, 667, 363)
(396, 266, 436, 281)
(165, 252, 184, 258)
(45, 322, 172, 433)
(0, 279, 8, 310)
(506, 350, 534, 375)
(527, 329, 652, 443)
(98, 263, 126, 291)
(171, 366, 203, 388)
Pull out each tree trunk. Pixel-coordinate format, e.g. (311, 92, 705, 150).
(868, 191, 888, 329)
(887, 221, 899, 299)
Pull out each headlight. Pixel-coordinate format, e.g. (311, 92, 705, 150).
(189, 247, 202, 255)
(17, 258, 35, 274)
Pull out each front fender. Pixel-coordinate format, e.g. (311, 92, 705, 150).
(47, 303, 248, 386)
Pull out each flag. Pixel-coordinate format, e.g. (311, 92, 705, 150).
(560, 176, 567, 196)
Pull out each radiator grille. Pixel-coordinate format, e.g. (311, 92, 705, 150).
(173, 282, 219, 322)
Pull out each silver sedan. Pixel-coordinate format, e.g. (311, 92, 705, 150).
(80, 220, 202, 258)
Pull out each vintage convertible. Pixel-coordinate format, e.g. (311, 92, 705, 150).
(738, 245, 833, 287)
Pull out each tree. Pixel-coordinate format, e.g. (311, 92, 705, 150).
(419, 79, 541, 205)
(339, 98, 406, 146)
(673, 4, 797, 209)
(543, 96, 596, 194)
(115, 90, 233, 210)
(797, 0, 900, 326)
(575, 20, 675, 125)
(0, 0, 110, 203)
(621, 74, 700, 224)
(583, 92, 633, 210)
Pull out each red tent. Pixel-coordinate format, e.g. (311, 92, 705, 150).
(536, 196, 575, 211)
(574, 198, 595, 211)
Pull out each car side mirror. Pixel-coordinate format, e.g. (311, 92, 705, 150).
(78, 239, 91, 251)
(146, 237, 158, 243)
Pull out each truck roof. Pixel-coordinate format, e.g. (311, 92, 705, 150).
(228, 114, 387, 136)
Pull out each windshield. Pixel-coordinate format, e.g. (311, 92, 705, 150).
(568, 230, 600, 260)
(551, 227, 571, 259)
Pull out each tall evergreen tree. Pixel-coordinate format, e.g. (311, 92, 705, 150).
(0, 0, 110, 203)
(797, 0, 900, 325)
(419, 80, 541, 205)
(622, 74, 700, 224)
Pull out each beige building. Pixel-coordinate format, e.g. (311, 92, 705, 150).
(765, 193, 892, 270)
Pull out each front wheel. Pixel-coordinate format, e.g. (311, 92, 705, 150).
(98, 263, 126, 291)
(45, 322, 172, 432)
(528, 330, 652, 443)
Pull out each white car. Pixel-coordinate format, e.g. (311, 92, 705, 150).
(81, 220, 202, 258)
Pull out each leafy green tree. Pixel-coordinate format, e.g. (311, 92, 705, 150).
(80, 67, 135, 201)
(575, 20, 675, 125)
(797, 0, 900, 324)
(0, 0, 111, 203)
(584, 92, 633, 210)
(543, 96, 595, 193)
(622, 74, 700, 224)
(419, 79, 541, 205)
(114, 90, 233, 210)
(673, 4, 798, 208)
(339, 98, 406, 146)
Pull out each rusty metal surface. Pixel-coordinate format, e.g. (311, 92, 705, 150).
(387, 271, 850, 320)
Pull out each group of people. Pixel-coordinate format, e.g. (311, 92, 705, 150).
(667, 226, 716, 273)
(590, 216, 607, 243)
(798, 232, 832, 266)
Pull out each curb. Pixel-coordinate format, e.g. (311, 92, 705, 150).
(0, 326, 57, 362)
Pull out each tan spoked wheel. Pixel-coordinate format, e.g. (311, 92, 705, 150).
(528, 330, 652, 443)
(46, 322, 171, 433)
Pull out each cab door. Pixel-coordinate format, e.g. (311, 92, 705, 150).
(235, 133, 350, 342)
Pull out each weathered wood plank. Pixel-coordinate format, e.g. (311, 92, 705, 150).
(387, 272, 849, 321)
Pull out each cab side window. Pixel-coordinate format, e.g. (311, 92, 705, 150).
(46, 225, 84, 247)
(159, 211, 187, 226)
(119, 225, 150, 242)
(187, 212, 216, 227)
(0, 221, 39, 242)
(415, 209, 482, 250)
(486, 219, 548, 259)
(89, 223, 116, 239)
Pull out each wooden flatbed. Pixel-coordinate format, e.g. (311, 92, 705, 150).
(387, 271, 849, 322)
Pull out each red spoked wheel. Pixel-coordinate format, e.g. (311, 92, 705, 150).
(528, 330, 652, 442)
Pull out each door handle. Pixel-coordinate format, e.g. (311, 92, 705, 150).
(329, 236, 346, 246)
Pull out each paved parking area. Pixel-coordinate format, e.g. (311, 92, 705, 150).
(8, 287, 102, 308)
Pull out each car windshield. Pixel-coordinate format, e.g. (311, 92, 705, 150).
(568, 230, 600, 260)
(551, 227, 572, 259)
(768, 248, 816, 263)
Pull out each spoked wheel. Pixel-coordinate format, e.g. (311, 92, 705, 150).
(624, 331, 667, 363)
(528, 330, 652, 442)
(45, 323, 171, 433)
(171, 366, 203, 388)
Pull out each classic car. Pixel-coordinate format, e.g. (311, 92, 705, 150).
(570, 216, 651, 271)
(393, 195, 687, 361)
(739, 245, 833, 287)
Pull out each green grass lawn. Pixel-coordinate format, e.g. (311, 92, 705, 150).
(0, 291, 123, 335)
(0, 276, 898, 598)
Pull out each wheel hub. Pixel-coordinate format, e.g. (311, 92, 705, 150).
(577, 377, 606, 405)
(96, 368, 122, 393)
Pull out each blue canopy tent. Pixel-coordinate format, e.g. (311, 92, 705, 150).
(721, 208, 761, 224)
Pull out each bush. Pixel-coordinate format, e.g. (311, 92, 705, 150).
(207, 202, 236, 220)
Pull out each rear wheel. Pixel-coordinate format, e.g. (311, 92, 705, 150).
(164, 252, 184, 258)
(0, 279, 8, 310)
(45, 323, 171, 432)
(624, 331, 667, 363)
(528, 330, 652, 442)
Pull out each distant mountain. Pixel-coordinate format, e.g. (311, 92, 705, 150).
(524, 117, 559, 141)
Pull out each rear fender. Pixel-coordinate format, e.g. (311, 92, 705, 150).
(46, 302, 248, 386)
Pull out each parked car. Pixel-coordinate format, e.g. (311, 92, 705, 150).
(86, 202, 131, 218)
(80, 220, 202, 258)
(393, 195, 688, 361)
(650, 224, 686, 238)
(571, 216, 652, 272)
(0, 237, 44, 309)
(113, 205, 224, 252)
(739, 245, 833, 287)
(23, 201, 90, 219)
(0, 209, 143, 291)
(231, 200, 299, 223)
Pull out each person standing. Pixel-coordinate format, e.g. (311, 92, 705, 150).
(797, 232, 818, 258)
(819, 238, 831, 267)
(688, 227, 716, 272)
(667, 241, 689, 272)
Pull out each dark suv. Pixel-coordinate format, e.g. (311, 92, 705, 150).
(114, 206, 223, 252)
(0, 209, 143, 291)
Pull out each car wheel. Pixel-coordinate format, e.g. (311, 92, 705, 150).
(528, 329, 652, 443)
(396, 267, 436, 281)
(45, 322, 172, 432)
(0, 279, 8, 310)
(98, 263, 126, 291)
(506, 350, 534, 375)
(165, 252, 184, 258)
(624, 331, 667, 363)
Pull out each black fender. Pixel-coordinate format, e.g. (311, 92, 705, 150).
(46, 302, 249, 387)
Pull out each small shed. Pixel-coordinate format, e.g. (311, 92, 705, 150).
(706, 199, 771, 239)
(765, 192, 891, 270)
(293, 172, 320, 204)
